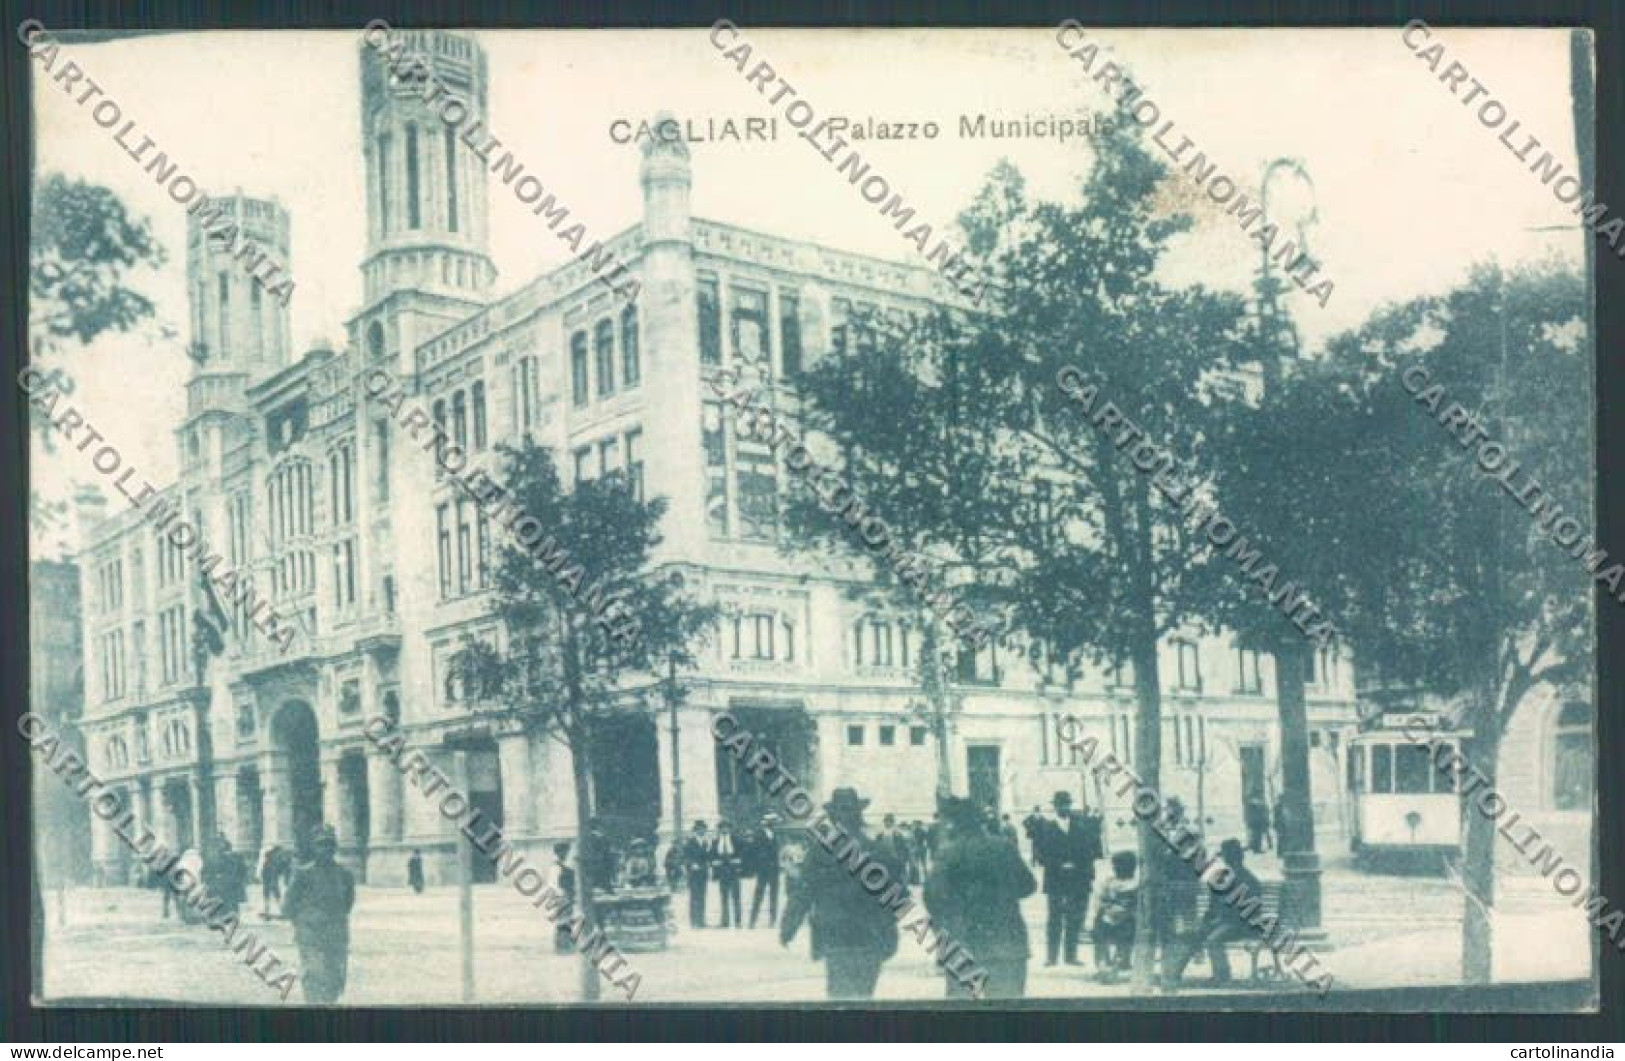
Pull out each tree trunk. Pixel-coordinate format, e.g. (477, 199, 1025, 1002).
(1129, 635, 1164, 994)
(1460, 722, 1502, 984)
(1273, 641, 1321, 928)
(921, 619, 954, 798)
(569, 739, 602, 1002)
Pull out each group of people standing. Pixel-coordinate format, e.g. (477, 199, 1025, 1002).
(763, 785, 1283, 1001)
(673, 814, 790, 929)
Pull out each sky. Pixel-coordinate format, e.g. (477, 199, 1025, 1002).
(27, 25, 1588, 554)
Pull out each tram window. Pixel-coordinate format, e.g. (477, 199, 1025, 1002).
(1348, 746, 1365, 792)
(1395, 743, 1431, 794)
(1431, 743, 1459, 793)
(1371, 744, 1393, 794)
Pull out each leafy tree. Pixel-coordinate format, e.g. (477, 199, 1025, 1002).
(453, 439, 716, 1000)
(775, 298, 1023, 796)
(786, 116, 1253, 992)
(1318, 261, 1590, 982)
(28, 174, 169, 531)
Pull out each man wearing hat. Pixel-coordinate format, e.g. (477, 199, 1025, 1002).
(779, 787, 906, 1000)
(281, 824, 357, 1004)
(1033, 790, 1103, 967)
(1165, 837, 1264, 988)
(746, 813, 783, 929)
(711, 820, 745, 928)
(680, 820, 713, 928)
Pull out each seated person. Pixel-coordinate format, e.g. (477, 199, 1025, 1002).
(1164, 838, 1265, 987)
(1092, 850, 1139, 981)
(620, 838, 659, 889)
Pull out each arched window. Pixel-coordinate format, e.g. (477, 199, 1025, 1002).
(1553, 700, 1591, 811)
(471, 381, 487, 449)
(452, 390, 468, 449)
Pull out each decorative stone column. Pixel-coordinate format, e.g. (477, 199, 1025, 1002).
(260, 756, 292, 848)
(497, 729, 535, 836)
(321, 756, 344, 838)
(213, 770, 239, 849)
(367, 747, 404, 845)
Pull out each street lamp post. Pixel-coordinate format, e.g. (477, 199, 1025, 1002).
(1256, 157, 1323, 930)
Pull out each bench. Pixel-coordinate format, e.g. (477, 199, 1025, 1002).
(1184, 879, 1332, 983)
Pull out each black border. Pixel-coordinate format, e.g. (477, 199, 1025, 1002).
(2, 0, 1621, 1042)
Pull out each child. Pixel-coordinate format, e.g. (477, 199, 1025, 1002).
(1092, 850, 1139, 982)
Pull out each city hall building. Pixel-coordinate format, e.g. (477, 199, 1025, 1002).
(75, 29, 1368, 888)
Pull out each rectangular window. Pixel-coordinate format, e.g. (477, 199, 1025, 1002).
(702, 402, 728, 537)
(452, 390, 468, 450)
(456, 499, 472, 595)
(378, 133, 392, 235)
(373, 419, 390, 502)
(1176, 641, 1201, 692)
(574, 446, 593, 486)
(571, 332, 590, 407)
(621, 306, 640, 388)
(472, 381, 487, 449)
(516, 357, 538, 431)
(444, 128, 459, 232)
(832, 297, 851, 356)
(476, 510, 490, 588)
(436, 504, 451, 599)
(1371, 744, 1393, 794)
(780, 289, 803, 376)
(752, 614, 774, 659)
(599, 437, 621, 478)
(698, 275, 721, 365)
(847, 725, 865, 747)
(405, 123, 421, 229)
(1234, 648, 1262, 694)
(594, 319, 616, 397)
(910, 726, 927, 746)
(625, 428, 645, 502)
(218, 273, 230, 354)
(878, 725, 896, 747)
(729, 287, 770, 371)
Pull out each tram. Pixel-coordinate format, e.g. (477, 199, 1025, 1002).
(1347, 714, 1468, 865)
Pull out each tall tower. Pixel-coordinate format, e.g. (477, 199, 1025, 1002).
(186, 194, 291, 381)
(637, 112, 707, 561)
(359, 30, 495, 308)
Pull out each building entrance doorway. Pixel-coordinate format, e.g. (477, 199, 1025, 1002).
(716, 705, 815, 828)
(272, 701, 322, 858)
(967, 744, 1002, 818)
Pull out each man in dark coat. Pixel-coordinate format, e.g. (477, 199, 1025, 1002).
(780, 787, 905, 1000)
(1166, 838, 1265, 987)
(747, 814, 782, 928)
(680, 820, 712, 928)
(1033, 791, 1103, 967)
(281, 824, 356, 1004)
(201, 833, 249, 924)
(406, 849, 425, 894)
(1244, 794, 1271, 853)
(711, 820, 745, 928)
(924, 796, 1037, 999)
